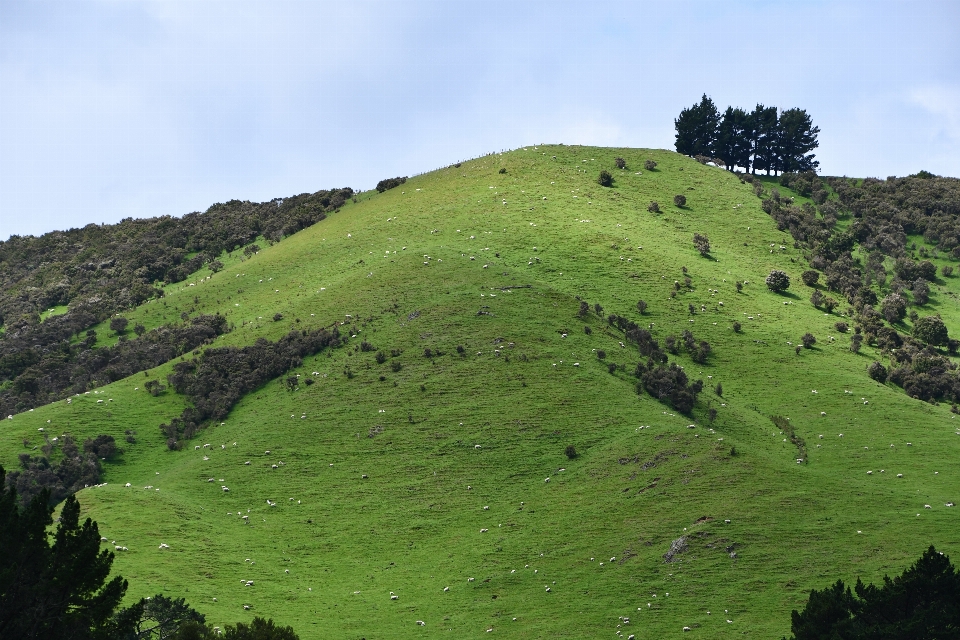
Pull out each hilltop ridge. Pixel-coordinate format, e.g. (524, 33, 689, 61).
(2, 146, 960, 638)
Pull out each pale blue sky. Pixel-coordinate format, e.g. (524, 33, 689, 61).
(1, 0, 958, 239)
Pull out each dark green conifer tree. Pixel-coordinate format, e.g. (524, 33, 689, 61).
(674, 94, 720, 157)
(716, 106, 753, 171)
(777, 107, 820, 172)
(749, 104, 780, 175)
(0, 466, 128, 639)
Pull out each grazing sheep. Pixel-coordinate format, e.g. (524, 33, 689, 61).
(416, 620, 425, 626)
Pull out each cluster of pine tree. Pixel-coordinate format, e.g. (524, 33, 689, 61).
(675, 94, 819, 175)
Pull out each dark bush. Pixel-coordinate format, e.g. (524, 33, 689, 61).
(693, 233, 710, 256)
(4, 434, 122, 507)
(594, 303, 603, 315)
(456, 345, 465, 355)
(943, 265, 954, 278)
(273, 313, 283, 322)
(644, 159, 657, 171)
(607, 362, 617, 374)
(564, 445, 578, 459)
(801, 270, 820, 287)
(647, 201, 660, 213)
(578, 301, 590, 318)
(390, 360, 402, 372)
(596, 349, 607, 360)
(360, 341, 375, 352)
(715, 383, 722, 396)
(615, 157, 626, 169)
(823, 297, 838, 313)
(810, 290, 824, 308)
(881, 293, 907, 324)
(145, 379, 166, 397)
(1, 314, 227, 417)
(638, 362, 703, 415)
(765, 270, 790, 293)
(598, 170, 613, 187)
(160, 326, 342, 444)
(207, 259, 224, 273)
(375, 351, 386, 364)
(498, 168, 506, 174)
(850, 333, 863, 353)
(914, 315, 949, 346)
(584, 325, 592, 335)
(636, 299, 648, 315)
(110, 317, 129, 335)
(376, 177, 407, 193)
(801, 333, 816, 348)
(867, 361, 888, 382)
(835, 321, 848, 333)
(133, 323, 146, 337)
(735, 281, 743, 293)
(733, 321, 742, 333)
(912, 279, 930, 305)
(243, 243, 261, 257)
(674, 194, 687, 207)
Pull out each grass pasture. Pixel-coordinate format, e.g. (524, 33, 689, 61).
(3, 146, 960, 638)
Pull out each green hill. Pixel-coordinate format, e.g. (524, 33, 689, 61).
(3, 146, 960, 638)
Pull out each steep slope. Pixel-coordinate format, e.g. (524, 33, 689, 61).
(2, 146, 959, 638)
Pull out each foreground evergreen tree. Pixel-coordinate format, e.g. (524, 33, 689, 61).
(674, 94, 720, 157)
(118, 594, 207, 639)
(0, 466, 129, 639)
(789, 546, 960, 639)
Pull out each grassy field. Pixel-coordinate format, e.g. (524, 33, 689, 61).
(3, 146, 960, 638)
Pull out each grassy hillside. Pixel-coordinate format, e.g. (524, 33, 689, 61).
(3, 146, 960, 638)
